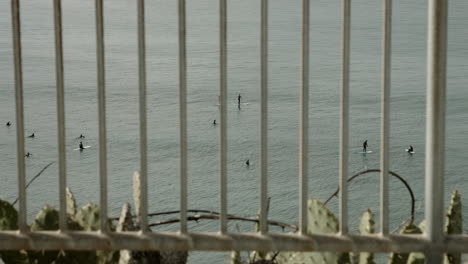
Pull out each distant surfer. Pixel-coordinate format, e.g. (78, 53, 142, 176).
(238, 93, 242, 108)
(79, 141, 84, 150)
(363, 140, 368, 152)
(25, 152, 32, 157)
(28, 133, 35, 138)
(6, 121, 11, 127)
(407, 145, 414, 153)
(213, 120, 217, 125)
(246, 159, 250, 166)
(79, 134, 85, 139)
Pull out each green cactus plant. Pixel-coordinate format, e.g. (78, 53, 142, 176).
(0, 199, 18, 230)
(27, 205, 61, 264)
(31, 204, 59, 231)
(388, 223, 422, 264)
(0, 199, 29, 264)
(406, 252, 425, 264)
(358, 209, 375, 264)
(133, 171, 141, 224)
(276, 198, 350, 264)
(66, 187, 77, 216)
(230, 251, 242, 264)
(75, 203, 100, 231)
(444, 190, 462, 264)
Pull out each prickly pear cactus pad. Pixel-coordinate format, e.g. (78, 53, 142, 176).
(75, 203, 100, 231)
(0, 199, 18, 230)
(66, 187, 77, 216)
(388, 223, 422, 264)
(31, 205, 59, 231)
(444, 190, 462, 264)
(276, 198, 350, 264)
(358, 209, 375, 264)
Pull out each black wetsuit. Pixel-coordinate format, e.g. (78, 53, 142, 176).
(363, 140, 368, 152)
(238, 94, 241, 107)
(79, 142, 84, 150)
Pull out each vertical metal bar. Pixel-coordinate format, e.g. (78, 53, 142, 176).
(178, 0, 188, 234)
(53, 0, 67, 232)
(11, 0, 27, 233)
(339, 0, 350, 235)
(260, 0, 268, 235)
(137, 0, 148, 232)
(95, 0, 108, 232)
(380, 0, 392, 236)
(299, 0, 309, 236)
(219, 0, 228, 234)
(425, 0, 447, 262)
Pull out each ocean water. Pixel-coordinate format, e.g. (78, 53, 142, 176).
(0, 0, 467, 263)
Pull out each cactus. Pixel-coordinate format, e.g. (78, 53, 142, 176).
(276, 198, 350, 264)
(444, 190, 462, 264)
(116, 203, 137, 232)
(132, 171, 141, 224)
(0, 199, 18, 230)
(0, 200, 29, 264)
(31, 204, 59, 231)
(75, 203, 100, 231)
(358, 209, 375, 264)
(27, 205, 61, 263)
(388, 223, 422, 264)
(230, 251, 242, 264)
(406, 252, 424, 264)
(66, 187, 77, 216)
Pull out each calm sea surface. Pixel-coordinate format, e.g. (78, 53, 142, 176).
(1, 0, 467, 263)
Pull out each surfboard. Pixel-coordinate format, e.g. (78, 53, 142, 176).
(405, 149, 415, 154)
(354, 150, 373, 154)
(74, 146, 91, 151)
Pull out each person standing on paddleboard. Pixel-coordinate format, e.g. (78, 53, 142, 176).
(363, 140, 368, 152)
(238, 93, 242, 108)
(79, 141, 84, 150)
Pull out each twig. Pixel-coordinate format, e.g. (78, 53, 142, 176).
(109, 209, 235, 221)
(148, 214, 298, 231)
(324, 169, 416, 224)
(12, 161, 55, 206)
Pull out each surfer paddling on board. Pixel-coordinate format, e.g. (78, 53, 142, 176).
(363, 140, 368, 152)
(407, 145, 414, 153)
(28, 133, 35, 138)
(79, 141, 84, 151)
(79, 134, 85, 139)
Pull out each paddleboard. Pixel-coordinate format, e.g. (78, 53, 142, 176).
(405, 149, 415, 154)
(74, 145, 91, 151)
(355, 150, 373, 154)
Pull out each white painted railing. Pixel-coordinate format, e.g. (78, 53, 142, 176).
(1, 0, 467, 263)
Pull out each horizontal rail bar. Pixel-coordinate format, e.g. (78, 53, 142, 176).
(0, 231, 467, 252)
